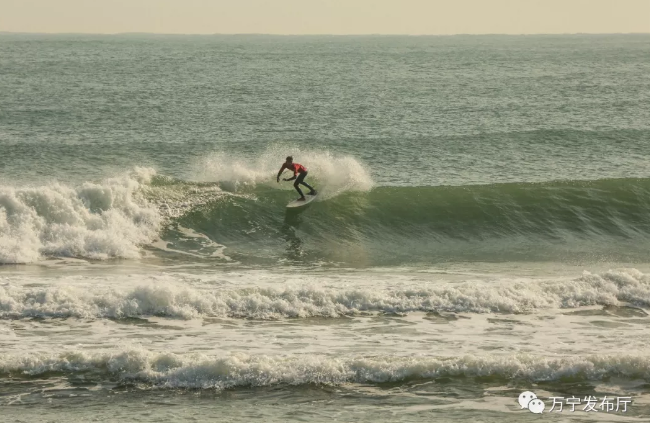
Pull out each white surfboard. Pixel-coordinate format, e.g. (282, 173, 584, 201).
(286, 194, 318, 208)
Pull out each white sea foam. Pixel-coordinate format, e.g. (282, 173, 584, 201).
(0, 168, 161, 263)
(1, 269, 649, 320)
(194, 146, 374, 198)
(3, 348, 650, 389)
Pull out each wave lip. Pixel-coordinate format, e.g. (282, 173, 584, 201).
(4, 349, 650, 389)
(2, 269, 649, 320)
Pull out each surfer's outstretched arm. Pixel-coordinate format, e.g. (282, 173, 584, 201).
(276, 164, 287, 183)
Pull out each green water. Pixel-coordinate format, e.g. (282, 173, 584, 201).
(2, 34, 649, 187)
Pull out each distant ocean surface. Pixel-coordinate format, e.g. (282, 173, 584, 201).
(1, 33, 650, 422)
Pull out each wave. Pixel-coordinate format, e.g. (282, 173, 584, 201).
(4, 348, 650, 389)
(0, 167, 161, 264)
(0, 149, 374, 264)
(3, 155, 650, 265)
(166, 176, 650, 265)
(2, 269, 649, 320)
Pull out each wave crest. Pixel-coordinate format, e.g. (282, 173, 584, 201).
(2, 269, 649, 320)
(4, 348, 650, 389)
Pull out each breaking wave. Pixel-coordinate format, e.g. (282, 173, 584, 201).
(0, 167, 161, 264)
(4, 348, 650, 389)
(2, 269, 649, 320)
(4, 153, 650, 266)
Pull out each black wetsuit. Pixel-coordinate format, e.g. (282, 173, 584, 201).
(294, 170, 315, 198)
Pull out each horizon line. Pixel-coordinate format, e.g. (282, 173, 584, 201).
(1, 31, 649, 37)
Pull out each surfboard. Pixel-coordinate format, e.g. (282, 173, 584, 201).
(286, 194, 317, 208)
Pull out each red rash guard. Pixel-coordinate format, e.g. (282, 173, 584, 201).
(283, 163, 307, 175)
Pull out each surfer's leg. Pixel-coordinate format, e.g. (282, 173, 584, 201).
(300, 181, 315, 194)
(297, 171, 316, 195)
(293, 180, 305, 199)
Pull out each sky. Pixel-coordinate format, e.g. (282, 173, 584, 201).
(1, 0, 649, 35)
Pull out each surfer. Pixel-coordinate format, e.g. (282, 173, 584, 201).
(277, 156, 317, 201)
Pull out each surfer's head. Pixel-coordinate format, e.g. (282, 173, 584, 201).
(285, 156, 293, 164)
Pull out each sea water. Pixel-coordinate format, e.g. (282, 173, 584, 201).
(1, 33, 650, 422)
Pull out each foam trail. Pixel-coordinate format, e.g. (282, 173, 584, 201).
(3, 349, 650, 389)
(2, 269, 649, 320)
(0, 167, 161, 263)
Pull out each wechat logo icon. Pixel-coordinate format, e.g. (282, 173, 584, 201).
(519, 391, 545, 414)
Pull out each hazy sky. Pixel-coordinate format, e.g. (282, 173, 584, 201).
(1, 0, 649, 35)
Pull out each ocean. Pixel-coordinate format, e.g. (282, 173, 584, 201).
(1, 33, 650, 422)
